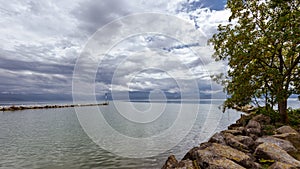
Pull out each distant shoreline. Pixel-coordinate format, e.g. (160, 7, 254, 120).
(0, 102, 109, 112)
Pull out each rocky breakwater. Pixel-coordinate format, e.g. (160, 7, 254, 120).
(162, 113, 300, 169)
(0, 102, 109, 112)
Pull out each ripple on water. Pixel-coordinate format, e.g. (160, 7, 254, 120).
(0, 102, 243, 169)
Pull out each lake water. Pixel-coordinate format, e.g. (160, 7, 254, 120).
(0, 100, 246, 169)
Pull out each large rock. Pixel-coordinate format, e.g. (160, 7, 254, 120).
(196, 148, 246, 169)
(254, 142, 300, 167)
(235, 135, 255, 147)
(245, 120, 262, 136)
(274, 133, 300, 151)
(205, 143, 249, 161)
(199, 143, 259, 168)
(273, 132, 300, 161)
(276, 126, 298, 134)
(274, 126, 300, 152)
(269, 162, 296, 169)
(223, 133, 250, 153)
(162, 155, 178, 169)
(255, 136, 297, 153)
(208, 132, 226, 145)
(208, 158, 246, 169)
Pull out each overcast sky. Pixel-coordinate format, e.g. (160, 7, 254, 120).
(0, 0, 230, 101)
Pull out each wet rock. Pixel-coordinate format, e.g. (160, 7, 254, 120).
(245, 120, 262, 136)
(208, 132, 226, 145)
(255, 136, 297, 153)
(254, 142, 300, 167)
(269, 162, 296, 169)
(276, 126, 299, 135)
(162, 155, 178, 169)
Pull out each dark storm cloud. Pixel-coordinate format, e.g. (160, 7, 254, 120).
(0, 57, 74, 75)
(0, 68, 71, 95)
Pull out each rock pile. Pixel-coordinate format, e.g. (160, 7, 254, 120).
(162, 113, 300, 169)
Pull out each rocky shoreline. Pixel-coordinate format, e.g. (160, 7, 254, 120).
(162, 112, 300, 169)
(0, 102, 109, 111)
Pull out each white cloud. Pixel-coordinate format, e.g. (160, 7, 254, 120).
(0, 0, 230, 99)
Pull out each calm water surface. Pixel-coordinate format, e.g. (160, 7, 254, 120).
(0, 101, 243, 169)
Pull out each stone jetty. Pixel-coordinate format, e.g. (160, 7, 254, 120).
(0, 102, 108, 112)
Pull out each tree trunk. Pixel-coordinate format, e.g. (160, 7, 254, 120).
(278, 98, 288, 123)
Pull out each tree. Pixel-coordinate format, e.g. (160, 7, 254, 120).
(209, 0, 300, 123)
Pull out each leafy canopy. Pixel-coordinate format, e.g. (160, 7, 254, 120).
(209, 0, 300, 117)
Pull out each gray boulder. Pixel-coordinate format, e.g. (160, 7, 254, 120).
(207, 157, 246, 169)
(235, 135, 255, 147)
(223, 133, 250, 153)
(199, 143, 260, 168)
(196, 148, 246, 169)
(254, 142, 300, 167)
(245, 120, 262, 136)
(274, 133, 300, 151)
(276, 126, 298, 134)
(255, 136, 297, 153)
(275, 126, 300, 152)
(273, 133, 300, 161)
